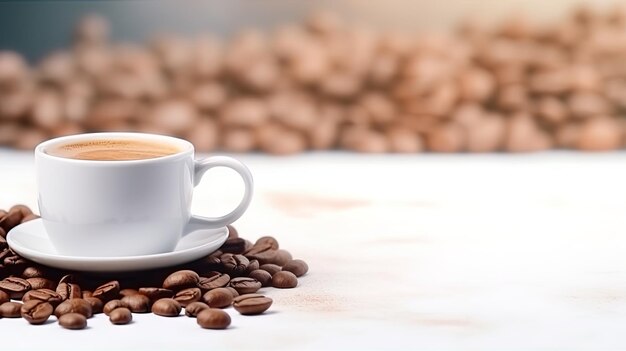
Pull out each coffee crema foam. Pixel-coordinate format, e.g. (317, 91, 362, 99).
(46, 139, 181, 161)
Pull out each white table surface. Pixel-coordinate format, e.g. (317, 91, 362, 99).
(2, 149, 626, 350)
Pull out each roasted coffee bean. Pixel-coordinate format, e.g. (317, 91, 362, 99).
(26, 277, 55, 290)
(56, 282, 81, 300)
(245, 246, 278, 265)
(58, 274, 74, 284)
(259, 264, 282, 276)
(226, 225, 239, 239)
(197, 272, 230, 291)
(248, 269, 272, 287)
(0, 206, 25, 232)
(59, 312, 87, 330)
(184, 301, 209, 317)
(197, 308, 231, 329)
(272, 271, 298, 289)
(84, 296, 104, 314)
(54, 298, 92, 318)
(109, 307, 132, 325)
(121, 294, 150, 313)
(219, 238, 247, 254)
(21, 266, 46, 278)
(0, 290, 8, 304)
(138, 287, 174, 301)
(162, 270, 199, 291)
(282, 259, 309, 277)
(229, 277, 261, 294)
(226, 287, 239, 298)
(82, 291, 93, 298)
(21, 300, 53, 324)
(255, 236, 279, 250)
(221, 253, 250, 276)
(0, 277, 31, 299)
(273, 249, 293, 266)
(103, 299, 124, 316)
(174, 287, 201, 307)
(0, 301, 22, 317)
(92, 280, 120, 301)
(22, 289, 62, 307)
(151, 298, 181, 317)
(202, 287, 233, 308)
(0, 236, 6, 249)
(119, 288, 138, 297)
(233, 294, 273, 315)
(247, 259, 260, 273)
(3, 254, 26, 267)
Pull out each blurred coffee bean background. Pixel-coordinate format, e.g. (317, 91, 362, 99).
(1, 0, 626, 154)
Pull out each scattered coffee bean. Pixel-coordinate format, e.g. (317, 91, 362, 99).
(184, 301, 209, 317)
(82, 291, 93, 298)
(273, 249, 293, 266)
(103, 299, 124, 316)
(248, 269, 272, 287)
(174, 287, 201, 307)
(54, 298, 92, 318)
(92, 280, 120, 301)
(151, 298, 181, 317)
(233, 294, 273, 315)
(56, 282, 81, 300)
(202, 287, 233, 308)
(221, 253, 250, 276)
(229, 277, 262, 294)
(255, 236, 279, 250)
(0, 301, 22, 317)
(119, 288, 138, 297)
(121, 294, 150, 313)
(219, 238, 247, 254)
(0, 290, 9, 304)
(109, 307, 132, 325)
(22, 288, 62, 307)
(162, 270, 199, 291)
(59, 312, 87, 330)
(272, 271, 298, 289)
(0, 277, 31, 299)
(226, 287, 239, 298)
(21, 266, 46, 278)
(197, 272, 230, 291)
(259, 264, 282, 276)
(21, 300, 53, 324)
(197, 308, 231, 329)
(26, 277, 55, 290)
(84, 296, 104, 314)
(138, 287, 174, 301)
(247, 259, 260, 273)
(282, 259, 309, 277)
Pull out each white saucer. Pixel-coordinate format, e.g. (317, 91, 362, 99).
(6, 219, 228, 273)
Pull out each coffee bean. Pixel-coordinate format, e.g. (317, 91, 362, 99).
(121, 294, 150, 313)
(84, 296, 104, 314)
(54, 298, 92, 318)
(174, 287, 201, 307)
(0, 301, 22, 317)
(103, 299, 124, 316)
(21, 300, 53, 324)
(233, 294, 273, 315)
(26, 277, 55, 290)
(248, 269, 272, 287)
(229, 277, 261, 294)
(259, 264, 282, 276)
(226, 225, 239, 239)
(197, 309, 231, 329)
(226, 287, 239, 298)
(119, 288, 138, 297)
(220, 238, 247, 254)
(184, 301, 209, 317)
(82, 291, 93, 298)
(109, 307, 132, 325)
(272, 271, 298, 289)
(162, 270, 199, 291)
(151, 298, 181, 317)
(202, 287, 233, 308)
(0, 290, 8, 304)
(273, 249, 292, 266)
(92, 280, 120, 301)
(221, 253, 249, 276)
(138, 287, 174, 301)
(245, 246, 278, 265)
(197, 272, 230, 291)
(22, 289, 62, 307)
(247, 259, 260, 273)
(56, 282, 81, 300)
(255, 236, 279, 250)
(282, 259, 309, 277)
(0, 206, 25, 232)
(21, 266, 46, 279)
(0, 277, 31, 299)
(59, 312, 87, 330)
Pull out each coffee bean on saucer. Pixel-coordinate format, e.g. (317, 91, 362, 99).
(151, 298, 181, 317)
(84, 296, 104, 314)
(59, 312, 87, 330)
(229, 277, 261, 295)
(0, 290, 9, 304)
(162, 270, 199, 291)
(272, 249, 293, 266)
(92, 280, 120, 301)
(184, 301, 209, 317)
(248, 269, 272, 287)
(197, 308, 231, 329)
(119, 288, 138, 297)
(109, 307, 132, 325)
(0, 301, 23, 317)
(54, 298, 92, 318)
(103, 299, 124, 316)
(197, 272, 230, 291)
(282, 259, 309, 277)
(56, 282, 81, 300)
(201, 287, 233, 308)
(174, 287, 201, 307)
(121, 294, 150, 313)
(21, 300, 53, 324)
(255, 236, 279, 250)
(259, 264, 282, 276)
(22, 289, 62, 307)
(26, 277, 55, 290)
(0, 277, 31, 299)
(221, 253, 250, 276)
(272, 271, 298, 289)
(138, 287, 174, 302)
(233, 294, 273, 315)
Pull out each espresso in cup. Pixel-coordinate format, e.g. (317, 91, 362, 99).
(46, 138, 181, 161)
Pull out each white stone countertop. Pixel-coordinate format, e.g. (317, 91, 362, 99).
(1, 149, 626, 350)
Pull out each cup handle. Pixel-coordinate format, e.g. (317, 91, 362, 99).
(185, 156, 253, 232)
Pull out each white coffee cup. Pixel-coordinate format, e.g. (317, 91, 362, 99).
(35, 132, 253, 257)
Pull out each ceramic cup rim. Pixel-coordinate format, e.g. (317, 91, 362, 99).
(35, 132, 195, 165)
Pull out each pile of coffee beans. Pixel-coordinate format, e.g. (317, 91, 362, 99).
(2, 6, 626, 153)
(0, 205, 308, 330)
